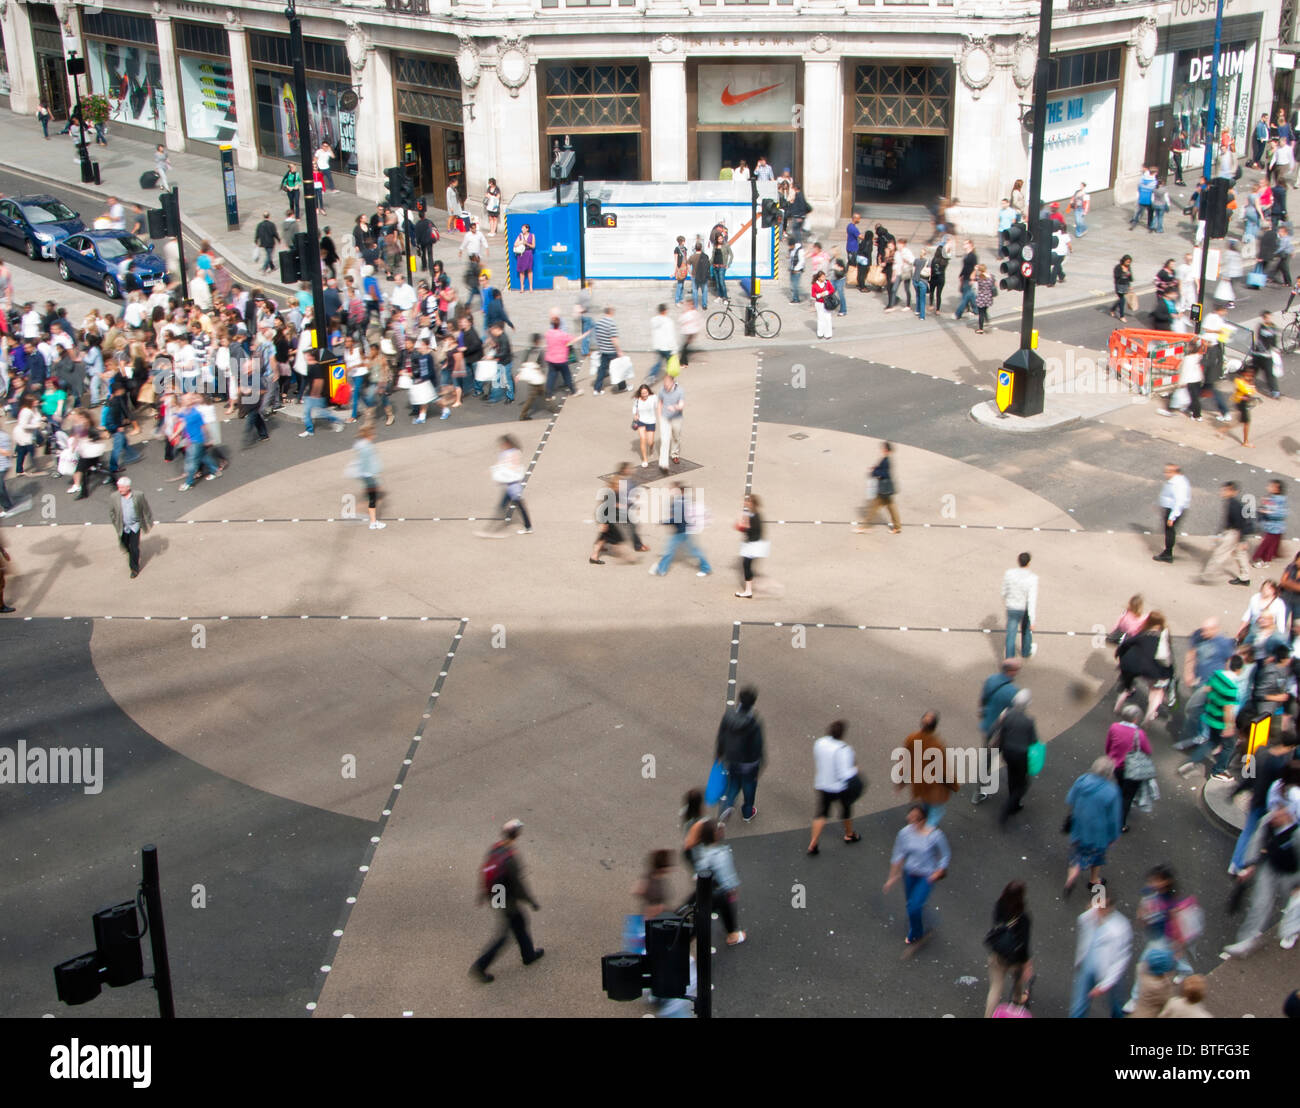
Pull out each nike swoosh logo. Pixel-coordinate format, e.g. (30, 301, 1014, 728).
(721, 83, 783, 107)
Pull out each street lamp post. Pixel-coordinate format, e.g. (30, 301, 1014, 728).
(66, 51, 93, 184)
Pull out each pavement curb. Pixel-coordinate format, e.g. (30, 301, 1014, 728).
(1202, 774, 1248, 835)
(968, 399, 1084, 432)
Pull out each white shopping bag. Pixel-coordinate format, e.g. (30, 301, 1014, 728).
(610, 356, 634, 384)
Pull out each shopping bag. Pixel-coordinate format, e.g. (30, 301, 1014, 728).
(866, 264, 886, 288)
(1125, 291, 1139, 311)
(475, 359, 498, 383)
(1026, 741, 1045, 777)
(1245, 270, 1267, 289)
(589, 352, 600, 379)
(705, 760, 728, 805)
(622, 914, 646, 955)
(610, 356, 634, 384)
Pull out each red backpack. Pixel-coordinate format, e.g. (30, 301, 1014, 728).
(480, 844, 513, 899)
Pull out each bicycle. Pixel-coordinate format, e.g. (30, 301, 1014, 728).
(706, 296, 781, 341)
(1280, 305, 1300, 353)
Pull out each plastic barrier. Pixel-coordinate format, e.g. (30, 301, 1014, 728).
(1107, 329, 1202, 395)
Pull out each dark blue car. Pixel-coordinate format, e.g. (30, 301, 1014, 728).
(0, 194, 85, 260)
(56, 231, 167, 299)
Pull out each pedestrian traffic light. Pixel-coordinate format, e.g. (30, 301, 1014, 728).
(400, 162, 418, 208)
(147, 207, 168, 239)
(760, 198, 779, 228)
(999, 223, 1031, 292)
(279, 233, 312, 284)
(279, 248, 300, 285)
(586, 198, 603, 228)
(1034, 224, 1058, 288)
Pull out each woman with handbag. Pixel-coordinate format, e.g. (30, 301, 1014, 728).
(513, 224, 536, 291)
(1111, 255, 1133, 320)
(1106, 704, 1154, 832)
(484, 178, 502, 237)
(734, 493, 768, 598)
(1115, 610, 1174, 722)
(810, 270, 834, 339)
(480, 434, 532, 537)
(808, 721, 863, 854)
(984, 880, 1033, 1017)
(672, 235, 689, 305)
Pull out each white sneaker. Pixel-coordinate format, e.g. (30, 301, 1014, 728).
(1121, 999, 1138, 1014)
(570, 389, 583, 398)
(333, 423, 345, 432)
(517, 528, 533, 535)
(298, 431, 314, 437)
(1282, 934, 1298, 950)
(1156, 408, 1174, 417)
(370, 521, 386, 530)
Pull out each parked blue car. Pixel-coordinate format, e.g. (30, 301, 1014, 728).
(55, 231, 167, 299)
(0, 194, 85, 260)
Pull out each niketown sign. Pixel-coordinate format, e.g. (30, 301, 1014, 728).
(697, 64, 797, 127)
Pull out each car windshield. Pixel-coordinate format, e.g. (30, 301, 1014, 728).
(21, 201, 78, 225)
(97, 236, 147, 260)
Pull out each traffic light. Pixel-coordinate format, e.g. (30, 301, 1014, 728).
(1034, 223, 1059, 288)
(147, 207, 167, 239)
(1203, 177, 1230, 240)
(760, 198, 779, 228)
(279, 232, 311, 284)
(147, 189, 180, 239)
(586, 198, 602, 228)
(998, 222, 1032, 292)
(384, 166, 405, 209)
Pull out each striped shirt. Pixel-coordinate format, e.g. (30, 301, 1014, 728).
(594, 315, 618, 354)
(1201, 668, 1240, 732)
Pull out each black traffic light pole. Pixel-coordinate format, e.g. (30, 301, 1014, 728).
(287, 0, 328, 358)
(577, 177, 587, 290)
(141, 844, 175, 1019)
(1193, 0, 1226, 337)
(1019, 0, 1053, 351)
(66, 52, 93, 184)
(169, 188, 190, 307)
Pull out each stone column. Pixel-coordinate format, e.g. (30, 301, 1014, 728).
(801, 56, 842, 233)
(225, 24, 258, 170)
(3, 1, 41, 114)
(353, 45, 396, 203)
(463, 37, 539, 205)
(152, 15, 186, 152)
(1113, 42, 1152, 202)
(649, 57, 687, 182)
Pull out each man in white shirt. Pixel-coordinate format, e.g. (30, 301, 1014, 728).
(104, 197, 125, 230)
(648, 304, 677, 381)
(459, 220, 488, 261)
(1154, 462, 1192, 562)
(388, 272, 417, 313)
(20, 304, 42, 340)
(314, 143, 336, 193)
(1001, 552, 1038, 659)
(1175, 252, 1196, 315)
(808, 721, 860, 854)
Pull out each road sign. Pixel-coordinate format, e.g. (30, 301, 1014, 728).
(1021, 262, 1033, 278)
(996, 369, 1014, 413)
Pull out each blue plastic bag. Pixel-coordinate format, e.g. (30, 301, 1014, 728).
(705, 760, 728, 806)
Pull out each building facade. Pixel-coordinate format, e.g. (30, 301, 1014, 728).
(0, 0, 1286, 230)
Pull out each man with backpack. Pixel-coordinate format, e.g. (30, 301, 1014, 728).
(470, 819, 544, 983)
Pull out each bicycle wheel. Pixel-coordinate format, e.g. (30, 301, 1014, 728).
(706, 309, 734, 341)
(755, 309, 782, 339)
(1282, 320, 1300, 354)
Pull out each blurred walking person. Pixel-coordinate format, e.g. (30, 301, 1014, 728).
(349, 423, 385, 530)
(855, 440, 901, 534)
(990, 688, 1039, 827)
(1001, 551, 1038, 659)
(1070, 887, 1132, 1018)
(1063, 756, 1123, 896)
(807, 721, 863, 854)
(984, 880, 1033, 1017)
(470, 819, 544, 983)
(883, 804, 951, 947)
(692, 820, 745, 945)
(734, 492, 767, 598)
(715, 685, 765, 825)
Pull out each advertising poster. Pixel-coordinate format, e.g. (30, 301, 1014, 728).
(87, 41, 165, 132)
(1035, 87, 1116, 202)
(697, 64, 797, 127)
(179, 56, 237, 145)
(582, 203, 775, 280)
(256, 71, 355, 173)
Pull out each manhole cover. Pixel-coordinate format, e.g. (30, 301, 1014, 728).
(789, 432, 809, 440)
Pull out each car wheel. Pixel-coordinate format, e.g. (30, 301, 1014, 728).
(25, 238, 38, 260)
(58, 259, 71, 282)
(102, 274, 119, 299)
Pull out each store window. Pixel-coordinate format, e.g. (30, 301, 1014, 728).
(1048, 47, 1122, 93)
(251, 33, 355, 175)
(82, 12, 165, 134)
(175, 22, 237, 146)
(694, 62, 798, 181)
(850, 63, 952, 206)
(542, 63, 645, 180)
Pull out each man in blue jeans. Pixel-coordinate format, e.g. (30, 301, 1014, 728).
(1001, 551, 1038, 659)
(716, 685, 764, 824)
(952, 240, 979, 320)
(1070, 890, 1133, 1018)
(105, 381, 140, 480)
(883, 804, 950, 945)
(298, 361, 345, 437)
(650, 484, 711, 577)
(178, 395, 220, 491)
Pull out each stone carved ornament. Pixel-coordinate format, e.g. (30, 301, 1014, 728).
(1012, 32, 1037, 90)
(497, 35, 530, 98)
(1132, 16, 1158, 72)
(958, 36, 996, 97)
(345, 20, 369, 74)
(457, 36, 480, 88)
